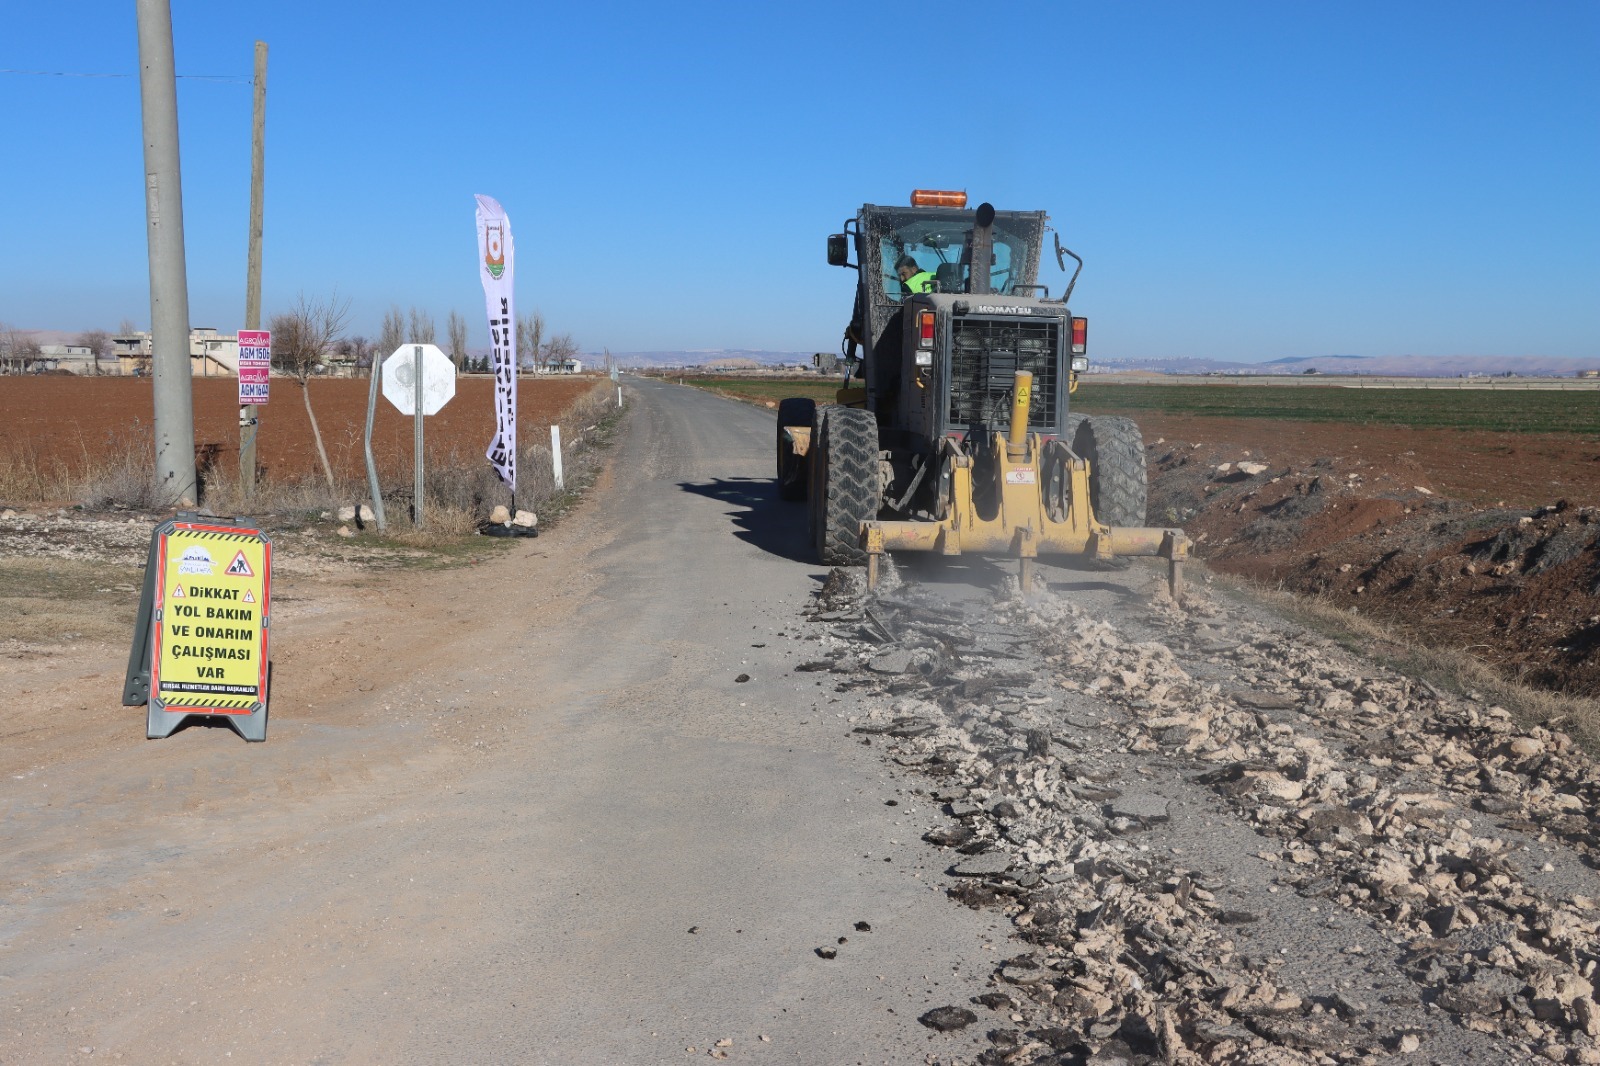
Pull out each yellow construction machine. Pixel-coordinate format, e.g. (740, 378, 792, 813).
(776, 190, 1188, 595)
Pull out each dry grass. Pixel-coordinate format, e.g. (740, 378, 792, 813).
(1215, 571, 1600, 754)
(0, 422, 172, 510)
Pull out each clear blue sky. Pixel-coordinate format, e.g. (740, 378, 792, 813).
(2, 1, 1596, 362)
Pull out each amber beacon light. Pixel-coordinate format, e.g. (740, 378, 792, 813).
(909, 189, 967, 208)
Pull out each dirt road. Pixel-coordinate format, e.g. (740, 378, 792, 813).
(5, 379, 1599, 1064)
(1, 378, 1010, 1064)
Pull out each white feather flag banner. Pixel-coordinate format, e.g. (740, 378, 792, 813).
(476, 194, 516, 492)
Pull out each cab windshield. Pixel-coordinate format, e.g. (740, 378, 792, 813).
(870, 209, 1040, 302)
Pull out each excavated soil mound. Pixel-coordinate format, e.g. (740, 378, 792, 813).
(1133, 414, 1600, 696)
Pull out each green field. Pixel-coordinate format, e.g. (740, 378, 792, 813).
(673, 375, 1600, 436)
(1071, 384, 1600, 434)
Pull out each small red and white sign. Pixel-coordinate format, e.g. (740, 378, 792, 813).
(1004, 469, 1038, 485)
(225, 551, 254, 577)
(238, 329, 271, 406)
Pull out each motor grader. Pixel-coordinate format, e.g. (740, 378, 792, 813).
(776, 189, 1188, 594)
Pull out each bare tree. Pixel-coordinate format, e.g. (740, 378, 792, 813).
(517, 311, 544, 372)
(269, 292, 349, 491)
(543, 332, 579, 371)
(349, 335, 375, 376)
(0, 324, 41, 375)
(77, 329, 112, 376)
(378, 305, 405, 358)
(334, 335, 376, 376)
(407, 307, 436, 345)
(447, 310, 468, 369)
(15, 335, 42, 373)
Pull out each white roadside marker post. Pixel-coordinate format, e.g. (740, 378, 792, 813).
(551, 425, 564, 491)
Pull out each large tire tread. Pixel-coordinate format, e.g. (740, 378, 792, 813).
(1073, 415, 1148, 528)
(815, 406, 880, 566)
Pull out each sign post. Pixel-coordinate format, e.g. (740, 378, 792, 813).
(363, 355, 387, 533)
(237, 329, 270, 499)
(381, 343, 456, 529)
(414, 345, 425, 528)
(124, 515, 272, 742)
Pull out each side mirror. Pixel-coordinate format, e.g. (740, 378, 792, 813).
(826, 234, 850, 267)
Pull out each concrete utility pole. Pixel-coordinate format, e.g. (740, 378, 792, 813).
(241, 40, 267, 498)
(136, 0, 197, 505)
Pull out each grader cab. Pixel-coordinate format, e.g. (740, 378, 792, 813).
(776, 190, 1188, 594)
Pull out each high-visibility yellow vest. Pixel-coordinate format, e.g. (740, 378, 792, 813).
(906, 270, 935, 294)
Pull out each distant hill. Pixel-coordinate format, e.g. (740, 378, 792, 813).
(1096, 354, 1599, 377)
(608, 349, 817, 369)
(603, 348, 1597, 377)
(1267, 354, 1368, 364)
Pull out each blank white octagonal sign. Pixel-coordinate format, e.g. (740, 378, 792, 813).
(381, 344, 456, 416)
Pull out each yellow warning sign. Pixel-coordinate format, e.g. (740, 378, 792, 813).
(151, 523, 271, 714)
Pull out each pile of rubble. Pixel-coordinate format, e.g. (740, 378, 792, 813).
(805, 568, 1600, 1064)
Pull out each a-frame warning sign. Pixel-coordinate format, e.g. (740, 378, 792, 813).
(123, 516, 273, 742)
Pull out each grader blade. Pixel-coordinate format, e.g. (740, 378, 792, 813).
(861, 371, 1188, 598)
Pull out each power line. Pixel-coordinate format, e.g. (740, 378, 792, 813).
(0, 68, 251, 84)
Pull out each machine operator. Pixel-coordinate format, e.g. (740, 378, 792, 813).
(896, 255, 936, 295)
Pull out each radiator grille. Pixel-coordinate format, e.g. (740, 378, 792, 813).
(947, 316, 1060, 431)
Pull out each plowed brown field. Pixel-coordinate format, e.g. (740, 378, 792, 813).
(1131, 413, 1600, 695)
(0, 374, 602, 485)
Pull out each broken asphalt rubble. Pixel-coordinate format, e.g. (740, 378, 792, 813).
(803, 565, 1600, 1065)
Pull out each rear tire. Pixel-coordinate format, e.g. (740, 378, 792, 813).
(1073, 415, 1148, 528)
(776, 397, 815, 501)
(811, 406, 880, 566)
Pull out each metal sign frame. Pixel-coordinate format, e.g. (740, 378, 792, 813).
(124, 513, 273, 741)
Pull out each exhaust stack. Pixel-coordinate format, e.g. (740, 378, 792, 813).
(968, 202, 996, 295)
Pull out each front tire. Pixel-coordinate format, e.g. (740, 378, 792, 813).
(1073, 415, 1148, 528)
(810, 406, 880, 566)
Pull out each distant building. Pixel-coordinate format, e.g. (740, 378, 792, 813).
(560, 358, 583, 374)
(114, 328, 240, 377)
(36, 344, 96, 374)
